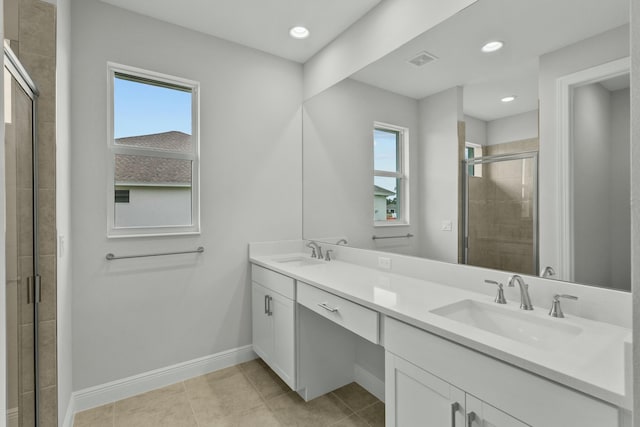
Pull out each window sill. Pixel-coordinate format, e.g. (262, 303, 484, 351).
(373, 221, 410, 228)
(107, 230, 201, 239)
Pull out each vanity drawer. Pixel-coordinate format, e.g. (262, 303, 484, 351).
(297, 281, 379, 344)
(251, 264, 295, 299)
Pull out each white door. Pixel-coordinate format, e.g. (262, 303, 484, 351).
(386, 352, 465, 427)
(270, 291, 296, 389)
(466, 395, 530, 427)
(251, 282, 273, 362)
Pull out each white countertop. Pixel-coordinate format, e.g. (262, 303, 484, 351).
(250, 252, 632, 410)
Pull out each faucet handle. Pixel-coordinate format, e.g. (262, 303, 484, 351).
(324, 249, 334, 261)
(485, 280, 507, 304)
(549, 294, 578, 318)
(306, 242, 317, 258)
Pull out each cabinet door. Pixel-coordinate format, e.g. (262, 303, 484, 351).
(466, 395, 529, 427)
(386, 351, 466, 427)
(251, 282, 273, 362)
(270, 291, 296, 389)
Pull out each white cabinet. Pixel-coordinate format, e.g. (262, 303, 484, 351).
(251, 266, 296, 389)
(386, 352, 466, 426)
(386, 353, 527, 427)
(384, 317, 619, 427)
(466, 394, 528, 427)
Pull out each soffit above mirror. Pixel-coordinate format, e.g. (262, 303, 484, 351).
(99, 0, 381, 63)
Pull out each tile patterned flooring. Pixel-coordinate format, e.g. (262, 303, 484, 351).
(73, 359, 384, 427)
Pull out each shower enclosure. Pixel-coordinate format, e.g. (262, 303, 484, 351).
(5, 43, 41, 427)
(463, 151, 538, 276)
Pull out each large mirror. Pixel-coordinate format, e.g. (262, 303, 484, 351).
(303, 0, 631, 291)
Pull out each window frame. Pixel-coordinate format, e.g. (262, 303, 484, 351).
(373, 121, 410, 227)
(465, 141, 483, 177)
(106, 62, 200, 238)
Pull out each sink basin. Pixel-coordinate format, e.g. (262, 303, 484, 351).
(430, 299, 582, 351)
(272, 256, 324, 267)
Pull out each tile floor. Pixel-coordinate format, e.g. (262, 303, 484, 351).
(73, 358, 384, 427)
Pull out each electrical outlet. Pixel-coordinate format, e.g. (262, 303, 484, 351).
(378, 256, 392, 270)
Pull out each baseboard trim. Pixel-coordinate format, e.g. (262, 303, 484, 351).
(354, 364, 385, 402)
(72, 345, 256, 414)
(61, 396, 75, 427)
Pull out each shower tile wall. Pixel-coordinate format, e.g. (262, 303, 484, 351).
(5, 0, 58, 425)
(467, 138, 538, 275)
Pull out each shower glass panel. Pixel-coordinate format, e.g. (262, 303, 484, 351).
(5, 46, 39, 427)
(463, 152, 538, 275)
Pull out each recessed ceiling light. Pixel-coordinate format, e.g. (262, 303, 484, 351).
(289, 26, 310, 40)
(481, 41, 504, 53)
(501, 96, 516, 103)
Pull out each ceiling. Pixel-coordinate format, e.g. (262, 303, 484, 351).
(350, 0, 630, 121)
(99, 0, 381, 63)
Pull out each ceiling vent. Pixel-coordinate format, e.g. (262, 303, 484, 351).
(407, 51, 438, 67)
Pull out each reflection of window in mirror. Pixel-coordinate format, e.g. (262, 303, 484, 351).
(107, 63, 200, 237)
(465, 141, 483, 177)
(373, 122, 409, 226)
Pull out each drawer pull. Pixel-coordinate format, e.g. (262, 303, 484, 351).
(467, 411, 476, 427)
(318, 302, 339, 313)
(450, 402, 460, 427)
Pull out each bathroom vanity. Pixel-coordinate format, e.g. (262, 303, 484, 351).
(249, 241, 632, 427)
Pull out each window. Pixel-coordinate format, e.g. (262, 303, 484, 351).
(107, 63, 200, 237)
(373, 123, 409, 225)
(114, 189, 130, 203)
(465, 142, 483, 177)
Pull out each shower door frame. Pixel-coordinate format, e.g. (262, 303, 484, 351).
(462, 151, 539, 274)
(4, 43, 41, 426)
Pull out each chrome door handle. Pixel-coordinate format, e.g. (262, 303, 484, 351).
(467, 411, 476, 427)
(267, 296, 273, 316)
(27, 276, 33, 304)
(450, 402, 460, 427)
(318, 302, 338, 312)
(264, 295, 268, 314)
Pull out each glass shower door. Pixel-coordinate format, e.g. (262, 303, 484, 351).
(463, 152, 538, 275)
(5, 45, 39, 427)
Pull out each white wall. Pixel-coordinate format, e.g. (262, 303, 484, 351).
(56, 0, 73, 422)
(418, 87, 463, 262)
(486, 110, 538, 145)
(71, 0, 302, 390)
(303, 0, 477, 100)
(610, 88, 631, 290)
(464, 115, 487, 146)
(538, 24, 630, 277)
(572, 83, 612, 286)
(303, 78, 420, 255)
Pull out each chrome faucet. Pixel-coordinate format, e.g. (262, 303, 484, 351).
(306, 241, 323, 259)
(484, 279, 506, 304)
(336, 238, 348, 245)
(540, 266, 556, 279)
(508, 275, 533, 310)
(548, 294, 578, 318)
